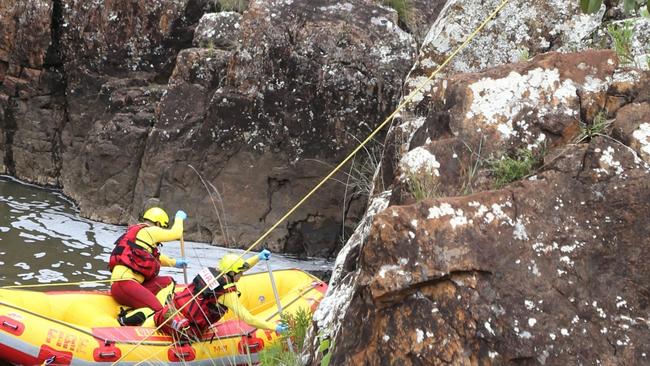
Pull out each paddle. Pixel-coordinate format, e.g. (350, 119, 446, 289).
(265, 259, 295, 353)
(180, 235, 188, 285)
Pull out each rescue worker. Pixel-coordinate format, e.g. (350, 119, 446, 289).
(159, 250, 288, 338)
(109, 207, 190, 330)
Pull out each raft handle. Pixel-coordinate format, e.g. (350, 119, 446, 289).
(2, 320, 18, 330)
(173, 351, 191, 358)
(98, 351, 117, 358)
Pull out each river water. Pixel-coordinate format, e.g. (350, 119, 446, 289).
(0, 176, 332, 290)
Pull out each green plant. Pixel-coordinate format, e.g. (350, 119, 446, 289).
(206, 40, 215, 57)
(579, 0, 603, 13)
(319, 334, 334, 366)
(346, 140, 384, 199)
(575, 112, 612, 142)
(406, 170, 440, 201)
(257, 308, 312, 366)
(217, 0, 249, 13)
(489, 149, 538, 188)
(642, 6, 650, 17)
(607, 21, 635, 65)
(459, 138, 485, 195)
(518, 47, 530, 61)
(383, 0, 411, 25)
(623, 0, 649, 14)
(580, 0, 649, 14)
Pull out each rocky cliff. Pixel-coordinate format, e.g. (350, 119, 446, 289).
(0, 0, 418, 256)
(305, 0, 650, 363)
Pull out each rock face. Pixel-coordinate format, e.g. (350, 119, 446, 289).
(0, 1, 64, 186)
(330, 158, 650, 365)
(0, 0, 416, 256)
(386, 51, 618, 202)
(305, 48, 650, 365)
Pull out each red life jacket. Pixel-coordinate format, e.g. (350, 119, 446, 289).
(108, 224, 161, 280)
(172, 269, 237, 336)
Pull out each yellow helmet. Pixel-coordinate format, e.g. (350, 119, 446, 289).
(219, 254, 250, 274)
(142, 207, 169, 228)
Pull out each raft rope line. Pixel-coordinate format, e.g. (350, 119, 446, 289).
(113, 0, 511, 362)
(0, 278, 126, 289)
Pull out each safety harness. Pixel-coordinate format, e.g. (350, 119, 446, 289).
(108, 224, 161, 280)
(171, 268, 237, 335)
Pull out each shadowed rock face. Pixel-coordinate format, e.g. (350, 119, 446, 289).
(0, 1, 65, 186)
(1, 0, 416, 256)
(128, 0, 416, 254)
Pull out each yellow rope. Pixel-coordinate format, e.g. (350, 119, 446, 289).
(112, 0, 510, 363)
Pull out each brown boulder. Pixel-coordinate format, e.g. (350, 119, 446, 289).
(312, 136, 650, 365)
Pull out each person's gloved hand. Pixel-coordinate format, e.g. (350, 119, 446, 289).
(258, 249, 271, 261)
(175, 210, 187, 221)
(275, 323, 288, 333)
(174, 258, 188, 268)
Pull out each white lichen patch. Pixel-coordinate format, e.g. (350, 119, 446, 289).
(513, 219, 529, 241)
(524, 299, 536, 310)
(593, 301, 607, 319)
(598, 146, 624, 175)
(613, 69, 642, 84)
(632, 123, 650, 161)
(427, 203, 469, 229)
(559, 256, 574, 267)
(319, 2, 354, 12)
(484, 321, 495, 335)
(378, 264, 413, 283)
(466, 68, 578, 139)
(399, 147, 441, 177)
(581, 75, 610, 93)
(414, 0, 603, 78)
(416, 328, 424, 343)
(313, 280, 355, 333)
(519, 330, 533, 339)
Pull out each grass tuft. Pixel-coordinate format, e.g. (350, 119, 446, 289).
(459, 138, 485, 196)
(607, 21, 635, 65)
(383, 0, 411, 26)
(575, 112, 611, 143)
(217, 0, 249, 13)
(257, 308, 311, 366)
(489, 149, 538, 188)
(518, 47, 530, 61)
(406, 170, 440, 202)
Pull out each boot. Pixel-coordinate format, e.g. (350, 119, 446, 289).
(117, 307, 147, 326)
